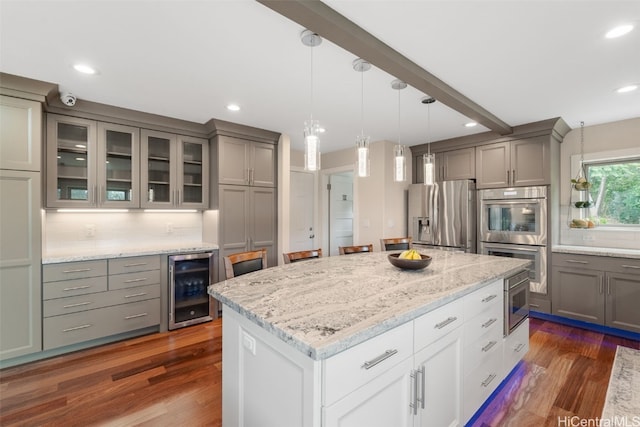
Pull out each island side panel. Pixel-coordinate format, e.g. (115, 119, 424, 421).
(222, 307, 322, 427)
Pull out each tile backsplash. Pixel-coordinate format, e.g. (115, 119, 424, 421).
(44, 211, 204, 254)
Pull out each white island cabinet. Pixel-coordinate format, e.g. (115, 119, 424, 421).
(210, 251, 530, 427)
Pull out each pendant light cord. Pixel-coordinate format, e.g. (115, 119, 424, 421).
(427, 103, 431, 156)
(360, 70, 364, 137)
(309, 45, 314, 121)
(397, 89, 401, 144)
(580, 121, 585, 177)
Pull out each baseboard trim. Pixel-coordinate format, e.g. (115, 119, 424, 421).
(530, 311, 640, 341)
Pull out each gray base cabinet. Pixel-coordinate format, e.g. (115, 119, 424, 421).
(551, 253, 640, 333)
(0, 95, 42, 362)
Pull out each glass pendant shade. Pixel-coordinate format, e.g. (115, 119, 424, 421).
(304, 119, 321, 171)
(423, 153, 435, 185)
(394, 144, 407, 182)
(355, 135, 370, 177)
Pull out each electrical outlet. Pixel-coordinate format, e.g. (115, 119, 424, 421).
(85, 224, 96, 238)
(166, 223, 174, 234)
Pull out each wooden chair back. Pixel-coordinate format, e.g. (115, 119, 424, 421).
(380, 237, 413, 251)
(283, 249, 323, 264)
(224, 248, 267, 279)
(338, 244, 374, 255)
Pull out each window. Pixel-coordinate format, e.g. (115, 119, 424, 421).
(585, 157, 640, 226)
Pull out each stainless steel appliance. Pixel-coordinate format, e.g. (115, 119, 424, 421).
(479, 186, 548, 295)
(504, 269, 530, 336)
(408, 180, 476, 252)
(169, 252, 216, 330)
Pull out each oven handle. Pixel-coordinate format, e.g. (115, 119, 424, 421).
(481, 199, 543, 205)
(484, 243, 540, 253)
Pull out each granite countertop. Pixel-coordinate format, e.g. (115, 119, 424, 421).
(552, 245, 640, 259)
(43, 242, 219, 264)
(209, 250, 529, 360)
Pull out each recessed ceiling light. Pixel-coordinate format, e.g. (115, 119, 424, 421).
(226, 104, 240, 111)
(464, 122, 478, 128)
(605, 24, 634, 39)
(73, 63, 97, 75)
(616, 84, 638, 93)
(317, 127, 326, 133)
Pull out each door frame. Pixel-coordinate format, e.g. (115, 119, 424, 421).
(289, 166, 320, 253)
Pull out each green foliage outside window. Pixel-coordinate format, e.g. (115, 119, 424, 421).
(586, 159, 640, 225)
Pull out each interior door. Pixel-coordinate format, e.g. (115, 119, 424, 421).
(290, 170, 315, 252)
(329, 172, 353, 256)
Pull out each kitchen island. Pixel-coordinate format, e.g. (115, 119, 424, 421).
(209, 250, 530, 427)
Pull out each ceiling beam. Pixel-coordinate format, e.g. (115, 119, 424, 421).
(257, 0, 513, 135)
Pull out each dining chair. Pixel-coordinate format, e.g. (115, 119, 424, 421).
(223, 248, 267, 279)
(338, 244, 374, 255)
(380, 237, 413, 251)
(283, 248, 323, 264)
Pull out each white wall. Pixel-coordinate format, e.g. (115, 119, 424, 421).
(559, 117, 640, 249)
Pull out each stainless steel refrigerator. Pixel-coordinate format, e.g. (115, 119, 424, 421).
(408, 180, 476, 252)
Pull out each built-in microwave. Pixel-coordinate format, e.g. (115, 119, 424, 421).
(504, 269, 530, 336)
(480, 242, 547, 295)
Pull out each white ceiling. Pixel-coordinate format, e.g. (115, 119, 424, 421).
(1, 1, 638, 154)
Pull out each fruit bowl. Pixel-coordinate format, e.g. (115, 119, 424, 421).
(387, 253, 432, 270)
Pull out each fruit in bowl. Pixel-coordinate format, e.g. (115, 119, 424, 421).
(571, 177, 592, 190)
(399, 249, 422, 260)
(388, 250, 432, 270)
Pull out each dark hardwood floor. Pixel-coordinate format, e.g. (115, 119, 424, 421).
(0, 317, 637, 426)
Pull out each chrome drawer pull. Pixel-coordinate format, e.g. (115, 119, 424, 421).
(63, 285, 91, 291)
(361, 349, 398, 370)
(622, 264, 640, 269)
(482, 340, 497, 352)
(125, 313, 148, 320)
(124, 292, 148, 298)
(124, 278, 148, 283)
(63, 301, 92, 308)
(434, 316, 457, 329)
(63, 324, 92, 332)
(565, 260, 588, 264)
(123, 262, 148, 268)
(481, 318, 497, 328)
(514, 343, 526, 353)
(481, 373, 497, 388)
(62, 268, 92, 273)
(481, 294, 497, 303)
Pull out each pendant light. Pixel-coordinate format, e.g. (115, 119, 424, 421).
(301, 29, 322, 171)
(391, 79, 407, 182)
(353, 58, 371, 178)
(422, 97, 436, 186)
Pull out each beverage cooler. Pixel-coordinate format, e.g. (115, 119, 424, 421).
(169, 252, 217, 330)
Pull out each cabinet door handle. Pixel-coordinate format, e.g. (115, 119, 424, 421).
(621, 264, 640, 269)
(124, 278, 148, 283)
(514, 343, 526, 353)
(125, 312, 148, 320)
(482, 340, 498, 352)
(63, 285, 91, 291)
(507, 170, 510, 185)
(481, 373, 497, 388)
(481, 294, 497, 303)
(512, 169, 516, 184)
(434, 316, 457, 329)
(63, 301, 92, 309)
(418, 365, 425, 409)
(410, 369, 419, 415)
(481, 318, 497, 328)
(607, 277, 611, 295)
(63, 324, 92, 332)
(599, 277, 604, 294)
(62, 268, 92, 274)
(361, 349, 398, 370)
(566, 259, 588, 264)
(125, 292, 148, 298)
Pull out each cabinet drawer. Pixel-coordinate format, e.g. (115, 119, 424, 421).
(552, 253, 606, 270)
(463, 301, 503, 346)
(44, 284, 160, 317)
(43, 276, 108, 300)
(414, 297, 465, 352)
(463, 344, 503, 423)
(323, 321, 413, 406)
(43, 260, 107, 282)
(463, 279, 503, 320)
(44, 298, 160, 350)
(606, 257, 640, 274)
(109, 269, 161, 290)
(109, 255, 161, 274)
(504, 319, 529, 374)
(463, 323, 503, 376)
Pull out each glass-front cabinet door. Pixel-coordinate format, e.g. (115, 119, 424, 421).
(97, 122, 139, 208)
(141, 129, 176, 208)
(46, 115, 97, 207)
(178, 136, 208, 209)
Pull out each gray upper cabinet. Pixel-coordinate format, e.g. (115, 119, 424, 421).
(475, 135, 549, 189)
(436, 147, 475, 181)
(46, 114, 140, 208)
(0, 95, 42, 362)
(217, 135, 275, 187)
(140, 130, 209, 209)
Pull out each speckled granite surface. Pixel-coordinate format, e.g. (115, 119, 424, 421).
(553, 245, 640, 259)
(43, 242, 219, 264)
(602, 346, 640, 420)
(209, 250, 529, 360)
